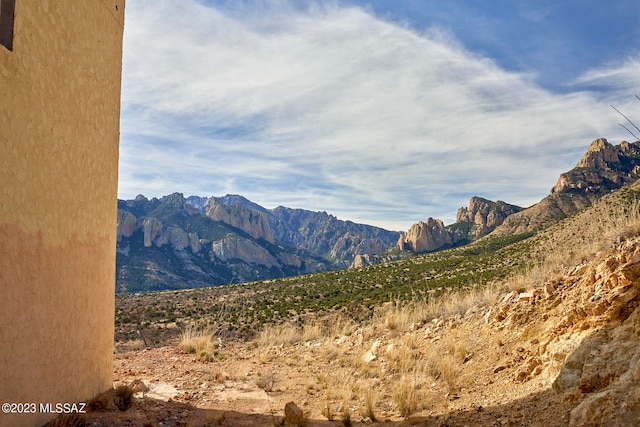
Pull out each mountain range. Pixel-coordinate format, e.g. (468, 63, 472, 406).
(116, 137, 640, 293)
(116, 193, 400, 292)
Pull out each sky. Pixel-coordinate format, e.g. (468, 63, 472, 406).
(119, 0, 640, 231)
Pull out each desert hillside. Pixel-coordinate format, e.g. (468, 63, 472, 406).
(45, 179, 640, 426)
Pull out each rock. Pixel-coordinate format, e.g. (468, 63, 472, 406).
(398, 218, 460, 253)
(284, 401, 304, 426)
(621, 261, 640, 282)
(362, 351, 376, 363)
(519, 292, 534, 302)
(206, 197, 275, 243)
(543, 282, 555, 298)
(268, 206, 400, 267)
(128, 379, 149, 396)
(456, 197, 523, 229)
(362, 339, 381, 363)
(552, 138, 640, 195)
(351, 254, 372, 268)
(576, 138, 620, 169)
(212, 235, 279, 267)
(494, 139, 640, 236)
(116, 210, 137, 241)
(142, 217, 163, 247)
(154, 226, 190, 250)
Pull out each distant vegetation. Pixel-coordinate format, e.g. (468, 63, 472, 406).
(115, 230, 536, 346)
(115, 142, 640, 351)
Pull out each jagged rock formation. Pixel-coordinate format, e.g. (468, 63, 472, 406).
(116, 193, 399, 292)
(552, 138, 640, 194)
(494, 138, 640, 236)
(268, 206, 399, 266)
(456, 197, 523, 238)
(397, 138, 639, 254)
(397, 218, 463, 253)
(206, 197, 275, 244)
(116, 210, 137, 241)
(397, 198, 521, 254)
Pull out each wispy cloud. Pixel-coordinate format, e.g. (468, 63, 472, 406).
(119, 0, 639, 230)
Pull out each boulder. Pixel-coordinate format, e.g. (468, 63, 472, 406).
(284, 401, 304, 426)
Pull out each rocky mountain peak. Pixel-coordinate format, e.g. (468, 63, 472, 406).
(576, 137, 620, 169)
(160, 192, 187, 209)
(456, 197, 523, 229)
(551, 138, 640, 195)
(397, 217, 459, 253)
(185, 195, 210, 212)
(217, 194, 267, 213)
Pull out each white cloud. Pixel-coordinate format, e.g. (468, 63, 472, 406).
(119, 0, 638, 230)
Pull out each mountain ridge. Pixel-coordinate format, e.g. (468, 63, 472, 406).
(395, 138, 640, 254)
(116, 194, 401, 292)
(116, 137, 640, 291)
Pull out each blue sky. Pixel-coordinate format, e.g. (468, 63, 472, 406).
(119, 0, 640, 231)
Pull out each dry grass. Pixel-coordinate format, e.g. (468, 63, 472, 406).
(394, 376, 418, 418)
(439, 355, 457, 392)
(256, 314, 355, 349)
(256, 323, 302, 348)
(603, 199, 640, 244)
(320, 392, 335, 421)
(178, 327, 213, 353)
(177, 327, 223, 362)
(359, 388, 377, 421)
(241, 206, 640, 418)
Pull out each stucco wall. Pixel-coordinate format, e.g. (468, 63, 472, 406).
(0, 1, 124, 426)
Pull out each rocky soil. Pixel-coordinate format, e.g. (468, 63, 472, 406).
(48, 233, 640, 426)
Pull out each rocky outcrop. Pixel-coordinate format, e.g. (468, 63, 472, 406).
(455, 197, 523, 238)
(397, 218, 460, 253)
(212, 235, 279, 267)
(456, 197, 522, 229)
(351, 254, 374, 268)
(552, 138, 640, 195)
(398, 198, 522, 254)
(206, 197, 275, 244)
(484, 235, 640, 425)
(268, 207, 400, 267)
(495, 138, 640, 236)
(576, 137, 620, 169)
(116, 210, 137, 242)
(142, 217, 164, 247)
(154, 227, 199, 251)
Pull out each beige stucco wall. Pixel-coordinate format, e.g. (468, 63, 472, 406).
(0, 1, 124, 426)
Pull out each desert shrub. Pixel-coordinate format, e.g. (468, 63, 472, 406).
(394, 377, 418, 418)
(359, 388, 377, 421)
(114, 384, 133, 411)
(256, 372, 277, 392)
